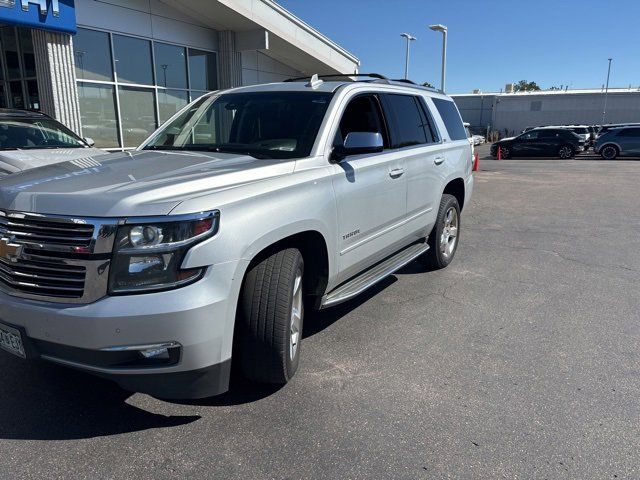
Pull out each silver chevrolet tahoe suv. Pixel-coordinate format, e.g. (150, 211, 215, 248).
(0, 74, 473, 399)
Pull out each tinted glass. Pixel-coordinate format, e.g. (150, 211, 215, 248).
(618, 128, 640, 137)
(2, 28, 20, 79)
(146, 91, 333, 159)
(154, 43, 187, 89)
(417, 97, 439, 142)
(26, 79, 39, 109)
(384, 94, 427, 147)
(74, 28, 113, 82)
(336, 95, 388, 147)
(113, 35, 153, 85)
(521, 131, 539, 140)
(158, 89, 188, 123)
(432, 98, 467, 140)
(188, 50, 218, 90)
(8, 81, 24, 108)
(0, 118, 85, 149)
(537, 130, 556, 139)
(18, 28, 35, 77)
(77, 82, 119, 148)
(119, 87, 157, 147)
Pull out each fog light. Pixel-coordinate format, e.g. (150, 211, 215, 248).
(140, 347, 170, 359)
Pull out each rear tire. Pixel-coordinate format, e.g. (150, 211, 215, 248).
(600, 145, 618, 160)
(237, 248, 304, 384)
(558, 145, 574, 159)
(422, 194, 461, 270)
(499, 146, 510, 159)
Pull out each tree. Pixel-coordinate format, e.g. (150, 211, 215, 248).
(513, 80, 541, 92)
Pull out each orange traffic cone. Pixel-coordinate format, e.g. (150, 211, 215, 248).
(497, 146, 502, 160)
(472, 151, 479, 171)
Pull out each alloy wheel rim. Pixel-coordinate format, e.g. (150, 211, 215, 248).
(440, 207, 459, 259)
(603, 147, 616, 159)
(559, 146, 572, 158)
(289, 269, 303, 361)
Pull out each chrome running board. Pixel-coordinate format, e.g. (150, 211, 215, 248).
(320, 242, 429, 309)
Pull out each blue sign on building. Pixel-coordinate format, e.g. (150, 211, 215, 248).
(0, 0, 76, 34)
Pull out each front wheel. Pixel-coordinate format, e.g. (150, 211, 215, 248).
(237, 248, 304, 384)
(499, 146, 510, 159)
(422, 194, 461, 269)
(558, 145, 574, 159)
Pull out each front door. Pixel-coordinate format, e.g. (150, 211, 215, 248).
(331, 93, 408, 284)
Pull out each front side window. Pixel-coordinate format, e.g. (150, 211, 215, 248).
(383, 94, 427, 148)
(145, 91, 333, 159)
(520, 131, 540, 140)
(335, 94, 388, 148)
(0, 118, 86, 150)
(432, 98, 467, 141)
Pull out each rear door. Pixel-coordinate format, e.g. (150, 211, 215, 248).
(380, 93, 443, 239)
(618, 127, 640, 154)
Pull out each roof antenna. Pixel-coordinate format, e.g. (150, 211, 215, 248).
(306, 74, 324, 89)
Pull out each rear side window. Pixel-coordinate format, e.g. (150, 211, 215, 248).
(382, 94, 427, 148)
(432, 98, 467, 140)
(617, 128, 640, 137)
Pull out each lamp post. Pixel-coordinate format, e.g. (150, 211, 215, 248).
(400, 33, 416, 80)
(602, 58, 612, 124)
(428, 24, 447, 92)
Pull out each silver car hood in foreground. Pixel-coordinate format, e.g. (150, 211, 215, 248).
(0, 150, 295, 217)
(0, 147, 107, 175)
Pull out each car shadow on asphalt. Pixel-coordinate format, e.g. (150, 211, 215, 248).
(0, 261, 433, 435)
(0, 357, 201, 440)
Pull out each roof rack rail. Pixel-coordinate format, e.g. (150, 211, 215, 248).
(284, 73, 388, 82)
(391, 78, 417, 85)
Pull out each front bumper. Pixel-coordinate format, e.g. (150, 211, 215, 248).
(0, 260, 247, 399)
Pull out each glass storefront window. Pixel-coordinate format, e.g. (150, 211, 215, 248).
(113, 35, 153, 85)
(18, 28, 35, 78)
(119, 87, 157, 147)
(26, 80, 39, 110)
(2, 29, 21, 80)
(77, 82, 119, 148)
(188, 49, 218, 91)
(158, 89, 188, 124)
(154, 43, 187, 89)
(74, 28, 113, 82)
(8, 81, 24, 108)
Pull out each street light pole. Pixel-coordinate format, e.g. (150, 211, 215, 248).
(429, 24, 447, 92)
(602, 58, 612, 124)
(400, 33, 416, 80)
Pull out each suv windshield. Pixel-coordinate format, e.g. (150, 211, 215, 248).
(144, 91, 334, 159)
(0, 118, 86, 150)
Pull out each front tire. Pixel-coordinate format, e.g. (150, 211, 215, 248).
(600, 145, 618, 160)
(558, 145, 574, 159)
(423, 194, 461, 269)
(499, 146, 510, 159)
(237, 248, 304, 384)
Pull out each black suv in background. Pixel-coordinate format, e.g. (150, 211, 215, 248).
(491, 128, 585, 159)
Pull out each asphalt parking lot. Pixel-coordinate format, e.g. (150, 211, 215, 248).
(1, 148, 639, 479)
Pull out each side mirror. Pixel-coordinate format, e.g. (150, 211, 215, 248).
(331, 132, 383, 162)
(84, 137, 95, 147)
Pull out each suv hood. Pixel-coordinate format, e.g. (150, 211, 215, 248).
(0, 150, 295, 217)
(0, 147, 107, 175)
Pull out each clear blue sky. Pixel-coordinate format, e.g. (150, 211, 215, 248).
(277, 0, 640, 94)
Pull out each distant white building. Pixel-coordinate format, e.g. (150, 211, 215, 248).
(452, 87, 640, 134)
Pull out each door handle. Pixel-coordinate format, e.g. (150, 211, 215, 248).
(434, 156, 445, 165)
(388, 168, 405, 178)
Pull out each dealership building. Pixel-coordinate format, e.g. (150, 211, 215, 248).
(0, 0, 359, 149)
(453, 87, 640, 135)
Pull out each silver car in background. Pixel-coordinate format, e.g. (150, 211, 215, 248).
(0, 109, 105, 175)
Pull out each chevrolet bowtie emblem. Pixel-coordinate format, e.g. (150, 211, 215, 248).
(0, 237, 23, 263)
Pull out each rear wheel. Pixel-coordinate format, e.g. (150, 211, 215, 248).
(558, 145, 574, 159)
(499, 146, 510, 159)
(423, 194, 460, 269)
(237, 248, 304, 384)
(600, 145, 618, 160)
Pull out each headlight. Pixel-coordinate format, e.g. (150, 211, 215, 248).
(108, 211, 219, 294)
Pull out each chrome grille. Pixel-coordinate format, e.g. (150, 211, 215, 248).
(0, 254, 86, 298)
(0, 210, 118, 303)
(0, 215, 94, 248)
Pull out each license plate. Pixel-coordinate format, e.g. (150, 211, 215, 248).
(0, 322, 26, 358)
